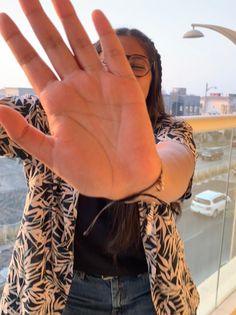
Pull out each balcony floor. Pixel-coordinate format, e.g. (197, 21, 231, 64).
(210, 290, 236, 314)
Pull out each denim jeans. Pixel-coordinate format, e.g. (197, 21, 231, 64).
(62, 271, 156, 315)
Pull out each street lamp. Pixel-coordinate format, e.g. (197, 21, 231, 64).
(183, 23, 236, 114)
(183, 24, 236, 46)
(203, 83, 217, 115)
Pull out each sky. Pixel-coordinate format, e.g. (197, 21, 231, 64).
(0, 0, 235, 97)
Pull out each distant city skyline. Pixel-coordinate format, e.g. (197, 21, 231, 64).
(2, 85, 235, 117)
(0, 0, 236, 96)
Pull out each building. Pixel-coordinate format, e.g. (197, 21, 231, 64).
(162, 93, 171, 114)
(0, 87, 35, 97)
(200, 93, 232, 115)
(165, 87, 200, 116)
(229, 94, 236, 113)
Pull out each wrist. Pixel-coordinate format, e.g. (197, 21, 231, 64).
(121, 170, 163, 204)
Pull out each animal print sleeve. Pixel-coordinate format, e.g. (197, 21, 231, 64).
(0, 95, 48, 160)
(155, 116, 196, 200)
(155, 117, 196, 158)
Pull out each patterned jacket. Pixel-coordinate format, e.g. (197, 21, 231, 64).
(0, 95, 200, 314)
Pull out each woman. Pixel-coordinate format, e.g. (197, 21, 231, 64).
(0, 0, 199, 314)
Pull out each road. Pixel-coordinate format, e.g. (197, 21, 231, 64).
(196, 146, 236, 171)
(177, 178, 236, 285)
(0, 157, 26, 225)
(0, 157, 26, 285)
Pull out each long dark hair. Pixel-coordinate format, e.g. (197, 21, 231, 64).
(94, 28, 173, 262)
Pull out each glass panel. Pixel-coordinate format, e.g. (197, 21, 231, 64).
(177, 128, 234, 314)
(0, 157, 27, 292)
(216, 128, 236, 306)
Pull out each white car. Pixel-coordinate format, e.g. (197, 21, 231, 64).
(190, 190, 231, 217)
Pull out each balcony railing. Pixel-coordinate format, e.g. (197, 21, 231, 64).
(0, 114, 236, 314)
(184, 114, 236, 132)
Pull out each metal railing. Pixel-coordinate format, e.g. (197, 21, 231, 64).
(184, 114, 236, 132)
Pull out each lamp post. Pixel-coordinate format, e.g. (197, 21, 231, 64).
(183, 23, 236, 46)
(203, 83, 217, 115)
(183, 23, 236, 115)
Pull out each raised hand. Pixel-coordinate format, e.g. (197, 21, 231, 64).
(0, 0, 161, 199)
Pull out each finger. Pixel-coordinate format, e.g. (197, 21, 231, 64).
(19, 0, 79, 78)
(0, 104, 54, 169)
(0, 13, 56, 95)
(52, 0, 103, 73)
(92, 10, 134, 77)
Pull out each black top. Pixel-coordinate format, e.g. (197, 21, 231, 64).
(73, 194, 148, 276)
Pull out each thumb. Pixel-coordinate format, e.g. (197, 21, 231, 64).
(0, 104, 54, 167)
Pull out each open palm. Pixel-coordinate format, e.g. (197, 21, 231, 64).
(0, 0, 161, 199)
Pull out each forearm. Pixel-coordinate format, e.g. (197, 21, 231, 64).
(155, 141, 195, 203)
